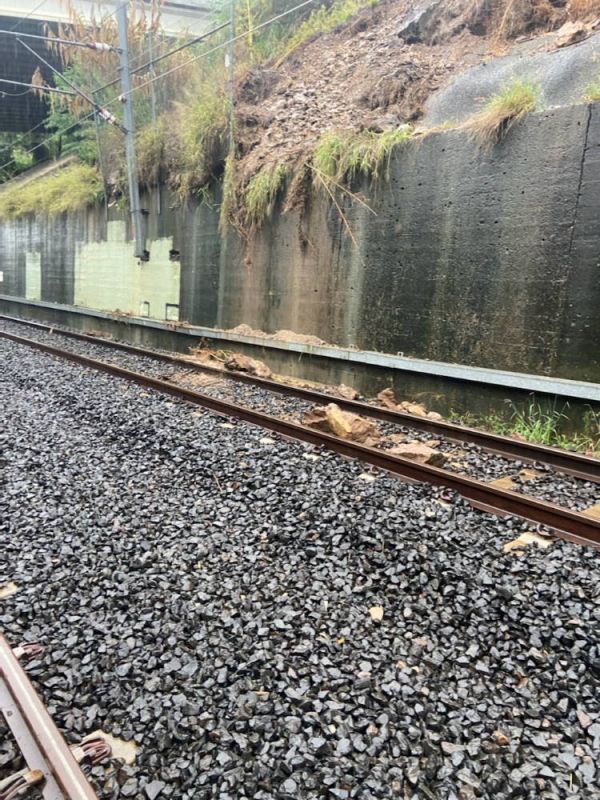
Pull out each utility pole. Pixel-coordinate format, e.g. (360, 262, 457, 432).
(116, 1, 148, 261)
(228, 0, 235, 146)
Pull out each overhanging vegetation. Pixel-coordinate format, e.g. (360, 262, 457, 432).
(0, 163, 102, 219)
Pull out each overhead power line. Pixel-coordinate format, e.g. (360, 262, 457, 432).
(0, 27, 119, 51)
(17, 38, 122, 128)
(93, 19, 230, 94)
(0, 78, 76, 96)
(6, 0, 50, 33)
(115, 0, 317, 100)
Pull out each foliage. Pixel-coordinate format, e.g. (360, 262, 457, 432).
(584, 80, 600, 102)
(43, 67, 98, 164)
(244, 163, 288, 227)
(275, 0, 379, 65)
(313, 127, 412, 186)
(0, 163, 103, 219)
(0, 134, 35, 182)
(464, 79, 539, 145)
(173, 82, 230, 197)
(453, 402, 600, 455)
(219, 151, 237, 231)
(213, 0, 330, 64)
(137, 117, 168, 187)
(568, 0, 600, 19)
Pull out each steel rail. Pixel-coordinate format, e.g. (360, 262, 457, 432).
(0, 634, 99, 800)
(1, 313, 598, 483)
(1, 329, 599, 549)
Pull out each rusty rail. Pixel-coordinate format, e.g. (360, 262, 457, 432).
(0, 634, 100, 800)
(1, 329, 599, 549)
(0, 313, 598, 483)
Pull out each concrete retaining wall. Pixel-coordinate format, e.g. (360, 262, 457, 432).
(0, 103, 598, 382)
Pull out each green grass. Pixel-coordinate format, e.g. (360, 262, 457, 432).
(137, 117, 168, 187)
(219, 151, 239, 231)
(175, 87, 229, 197)
(275, 0, 380, 66)
(453, 402, 600, 455)
(584, 81, 600, 102)
(244, 163, 288, 228)
(464, 79, 539, 145)
(0, 163, 103, 219)
(313, 128, 412, 186)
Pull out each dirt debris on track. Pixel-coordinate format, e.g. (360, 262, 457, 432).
(1, 337, 600, 799)
(0, 315, 597, 514)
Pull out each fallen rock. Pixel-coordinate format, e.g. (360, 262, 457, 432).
(492, 731, 510, 747)
(224, 354, 273, 379)
(337, 384, 359, 400)
(397, 0, 443, 43)
(377, 388, 398, 409)
(388, 442, 447, 467)
(304, 404, 380, 444)
(503, 531, 554, 553)
(398, 401, 428, 417)
(426, 411, 443, 421)
(555, 20, 589, 48)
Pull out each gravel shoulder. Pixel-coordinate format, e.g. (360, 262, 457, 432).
(1, 338, 600, 799)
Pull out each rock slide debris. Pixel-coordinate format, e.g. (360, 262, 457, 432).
(224, 353, 273, 379)
(304, 403, 381, 444)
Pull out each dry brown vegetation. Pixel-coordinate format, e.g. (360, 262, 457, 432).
(463, 80, 539, 146)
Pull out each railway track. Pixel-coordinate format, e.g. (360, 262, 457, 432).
(0, 634, 108, 800)
(1, 313, 598, 483)
(0, 326, 599, 549)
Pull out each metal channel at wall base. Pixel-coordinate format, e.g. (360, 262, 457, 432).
(1, 295, 599, 403)
(0, 634, 98, 800)
(2, 329, 599, 549)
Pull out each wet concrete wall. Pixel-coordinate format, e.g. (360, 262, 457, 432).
(219, 103, 600, 382)
(0, 103, 598, 382)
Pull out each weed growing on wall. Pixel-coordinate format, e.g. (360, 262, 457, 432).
(464, 79, 539, 145)
(313, 127, 412, 188)
(584, 80, 600, 102)
(244, 163, 288, 227)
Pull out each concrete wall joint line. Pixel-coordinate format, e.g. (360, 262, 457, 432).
(568, 103, 593, 255)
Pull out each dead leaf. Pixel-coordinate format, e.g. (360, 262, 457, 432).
(369, 605, 384, 622)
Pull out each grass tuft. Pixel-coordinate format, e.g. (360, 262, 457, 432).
(453, 402, 600, 455)
(244, 163, 288, 228)
(219, 151, 237, 232)
(174, 86, 229, 198)
(137, 118, 168, 188)
(0, 163, 102, 219)
(584, 80, 600, 102)
(464, 79, 539, 146)
(313, 127, 412, 187)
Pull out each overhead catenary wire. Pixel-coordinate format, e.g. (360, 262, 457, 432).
(0, 27, 119, 51)
(91, 18, 230, 94)
(0, 78, 76, 96)
(16, 37, 123, 129)
(0, 0, 318, 176)
(118, 0, 317, 99)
